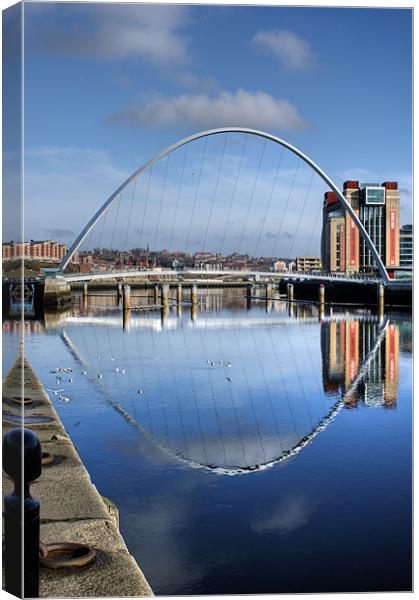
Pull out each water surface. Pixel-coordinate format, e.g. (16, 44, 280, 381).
(2, 289, 412, 594)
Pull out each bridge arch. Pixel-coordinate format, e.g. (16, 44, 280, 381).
(60, 127, 390, 284)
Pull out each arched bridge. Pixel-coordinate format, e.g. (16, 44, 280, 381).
(49, 127, 411, 297)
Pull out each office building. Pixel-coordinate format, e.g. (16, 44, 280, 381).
(321, 181, 400, 275)
(399, 224, 413, 268)
(295, 256, 322, 272)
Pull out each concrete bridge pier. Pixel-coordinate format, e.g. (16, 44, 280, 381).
(246, 284, 253, 309)
(288, 300, 295, 318)
(191, 303, 198, 322)
(161, 284, 170, 307)
(123, 285, 131, 311)
(287, 283, 294, 303)
(319, 284, 325, 321)
(377, 283, 385, 321)
(123, 308, 131, 332)
(154, 284, 159, 305)
(161, 305, 169, 326)
(265, 283, 273, 300)
(117, 282, 123, 300)
(43, 276, 71, 309)
(176, 284, 182, 305)
(122, 285, 131, 332)
(177, 302, 183, 318)
(191, 284, 198, 306)
(83, 282, 88, 303)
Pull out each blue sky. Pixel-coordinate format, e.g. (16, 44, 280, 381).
(17, 3, 412, 255)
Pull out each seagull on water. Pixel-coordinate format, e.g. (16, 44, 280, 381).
(98, 374, 103, 379)
(138, 389, 143, 395)
(47, 388, 64, 395)
(226, 377, 232, 383)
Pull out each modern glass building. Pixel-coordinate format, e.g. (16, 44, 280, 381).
(321, 181, 400, 275)
(399, 224, 413, 267)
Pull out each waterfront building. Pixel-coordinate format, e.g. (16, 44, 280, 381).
(321, 181, 400, 275)
(2, 240, 67, 262)
(399, 224, 413, 267)
(295, 256, 322, 272)
(272, 260, 287, 272)
(321, 319, 399, 409)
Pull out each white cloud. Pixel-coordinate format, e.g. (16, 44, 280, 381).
(252, 494, 321, 535)
(252, 29, 319, 72)
(32, 4, 190, 66)
(108, 89, 308, 131)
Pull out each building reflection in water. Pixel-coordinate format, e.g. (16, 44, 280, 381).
(321, 319, 399, 409)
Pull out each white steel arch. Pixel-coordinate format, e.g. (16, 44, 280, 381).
(59, 127, 391, 284)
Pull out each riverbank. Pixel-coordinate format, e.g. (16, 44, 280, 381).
(2, 348, 153, 597)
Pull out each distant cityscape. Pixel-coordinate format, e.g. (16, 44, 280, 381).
(3, 179, 413, 278)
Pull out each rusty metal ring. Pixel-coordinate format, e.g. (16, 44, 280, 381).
(39, 542, 48, 560)
(11, 396, 33, 405)
(42, 452, 54, 466)
(40, 542, 96, 569)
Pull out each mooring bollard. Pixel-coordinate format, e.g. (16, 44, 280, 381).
(377, 283, 384, 320)
(287, 283, 294, 303)
(176, 283, 182, 305)
(123, 284, 131, 311)
(3, 428, 42, 598)
(161, 283, 169, 307)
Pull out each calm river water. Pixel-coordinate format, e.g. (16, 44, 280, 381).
(3, 288, 412, 594)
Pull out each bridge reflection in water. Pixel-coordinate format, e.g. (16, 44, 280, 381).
(18, 289, 401, 477)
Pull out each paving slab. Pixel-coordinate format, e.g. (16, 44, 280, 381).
(3, 351, 154, 597)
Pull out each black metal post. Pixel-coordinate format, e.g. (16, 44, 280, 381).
(3, 428, 42, 598)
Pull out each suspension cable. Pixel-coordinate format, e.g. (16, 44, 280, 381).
(152, 154, 170, 252)
(202, 133, 228, 252)
(271, 158, 300, 258)
(168, 144, 189, 252)
(238, 138, 267, 255)
(288, 169, 315, 259)
(123, 178, 137, 251)
(219, 134, 249, 256)
(253, 146, 285, 258)
(139, 165, 153, 251)
(185, 137, 208, 253)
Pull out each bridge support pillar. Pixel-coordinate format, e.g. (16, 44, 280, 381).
(161, 305, 169, 326)
(191, 284, 198, 306)
(117, 283, 123, 299)
(377, 283, 385, 321)
(191, 303, 197, 322)
(154, 284, 159, 304)
(177, 284, 182, 305)
(161, 284, 170, 307)
(319, 284, 325, 320)
(44, 276, 71, 309)
(266, 283, 273, 300)
(123, 285, 131, 311)
(246, 284, 253, 308)
(83, 282, 88, 302)
(287, 283, 294, 303)
(123, 308, 131, 332)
